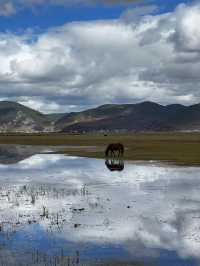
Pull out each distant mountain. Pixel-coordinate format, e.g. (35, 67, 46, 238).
(1, 100, 200, 133)
(45, 113, 67, 122)
(0, 101, 54, 133)
(56, 101, 200, 132)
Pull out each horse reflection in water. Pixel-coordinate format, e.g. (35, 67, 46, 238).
(105, 143, 125, 172)
(105, 158, 124, 172)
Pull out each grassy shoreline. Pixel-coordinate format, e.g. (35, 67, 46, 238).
(0, 132, 200, 165)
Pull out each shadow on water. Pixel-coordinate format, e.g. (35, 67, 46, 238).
(0, 144, 55, 165)
(0, 144, 37, 165)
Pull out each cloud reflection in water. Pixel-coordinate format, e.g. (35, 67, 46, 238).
(0, 146, 199, 265)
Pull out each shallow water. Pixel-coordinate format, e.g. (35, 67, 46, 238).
(0, 145, 200, 265)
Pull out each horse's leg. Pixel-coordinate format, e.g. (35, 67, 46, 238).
(120, 147, 124, 157)
(116, 150, 119, 158)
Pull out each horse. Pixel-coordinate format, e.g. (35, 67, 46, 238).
(105, 143, 124, 157)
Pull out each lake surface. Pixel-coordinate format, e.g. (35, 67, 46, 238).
(0, 145, 200, 265)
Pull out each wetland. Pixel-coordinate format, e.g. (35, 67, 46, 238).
(0, 141, 199, 265)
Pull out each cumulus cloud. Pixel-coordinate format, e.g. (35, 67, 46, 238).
(171, 3, 200, 52)
(121, 4, 158, 22)
(0, 1, 199, 112)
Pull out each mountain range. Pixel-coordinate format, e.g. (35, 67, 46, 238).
(1, 101, 200, 133)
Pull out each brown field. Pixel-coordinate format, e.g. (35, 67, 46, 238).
(0, 132, 200, 165)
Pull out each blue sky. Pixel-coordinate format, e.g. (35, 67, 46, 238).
(0, 0, 198, 113)
(0, 0, 191, 31)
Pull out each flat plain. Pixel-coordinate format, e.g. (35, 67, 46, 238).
(0, 132, 200, 165)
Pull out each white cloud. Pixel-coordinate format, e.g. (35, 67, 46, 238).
(171, 3, 200, 52)
(121, 4, 158, 22)
(0, 2, 200, 112)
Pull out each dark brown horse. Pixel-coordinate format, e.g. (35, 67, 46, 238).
(105, 143, 124, 157)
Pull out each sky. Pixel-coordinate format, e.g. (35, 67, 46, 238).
(0, 0, 198, 113)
